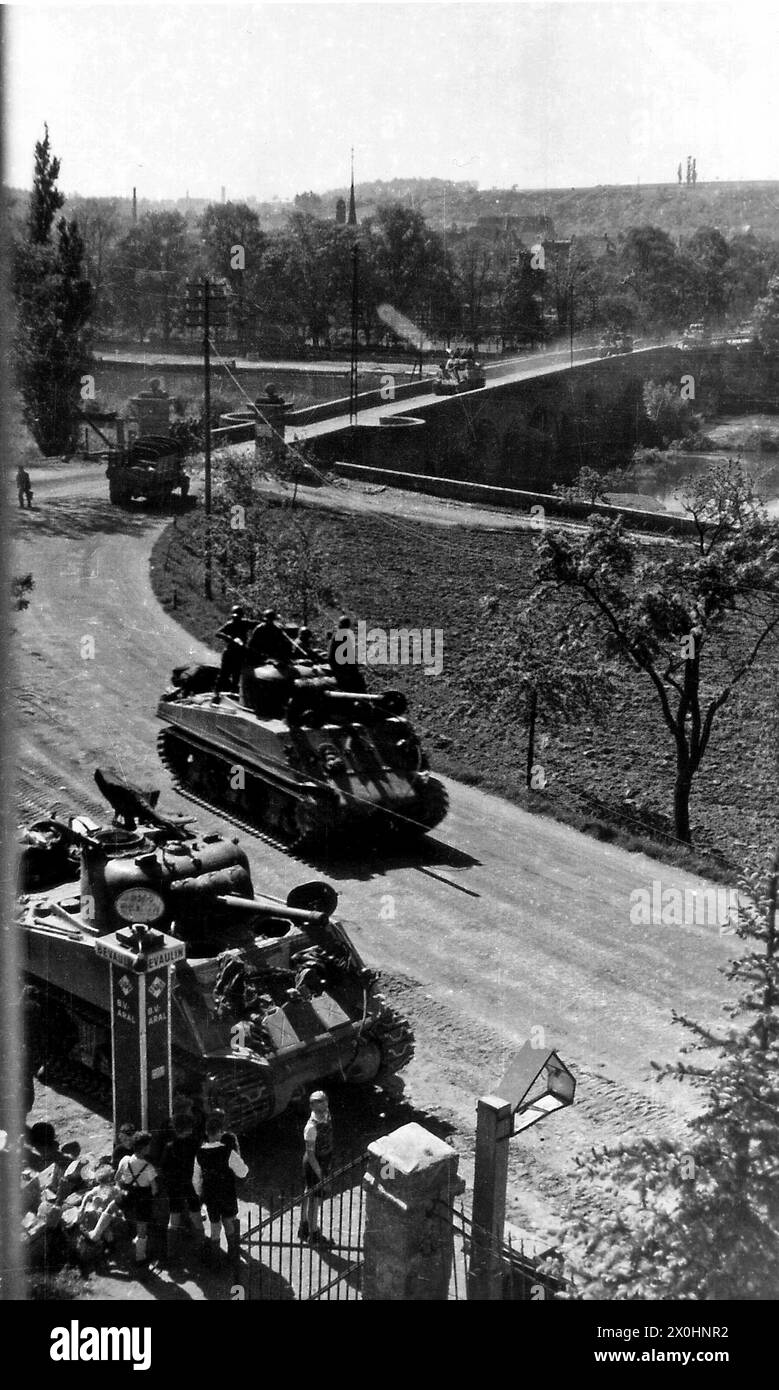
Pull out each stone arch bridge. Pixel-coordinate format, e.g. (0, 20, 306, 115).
(302, 345, 733, 490)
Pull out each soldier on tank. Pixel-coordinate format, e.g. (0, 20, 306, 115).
(246, 609, 297, 666)
(328, 616, 366, 693)
(214, 605, 253, 694)
(291, 625, 324, 664)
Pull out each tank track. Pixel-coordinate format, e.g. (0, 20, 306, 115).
(204, 1060, 275, 1132)
(157, 726, 303, 856)
(409, 776, 449, 833)
(369, 994, 416, 1078)
(158, 727, 448, 854)
(38, 1043, 276, 1134)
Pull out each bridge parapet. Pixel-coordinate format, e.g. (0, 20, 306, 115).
(310, 345, 699, 489)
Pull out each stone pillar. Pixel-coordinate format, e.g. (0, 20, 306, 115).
(362, 1122, 464, 1301)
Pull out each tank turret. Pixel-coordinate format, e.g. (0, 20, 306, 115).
(17, 780, 414, 1131)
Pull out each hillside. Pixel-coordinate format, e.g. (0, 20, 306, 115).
(334, 178, 779, 241)
(7, 177, 779, 241)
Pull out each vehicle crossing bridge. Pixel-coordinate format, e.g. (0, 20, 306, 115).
(288, 344, 722, 490)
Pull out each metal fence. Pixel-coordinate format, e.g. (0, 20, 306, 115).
(438, 1198, 572, 1301)
(242, 1152, 367, 1301)
(241, 1155, 571, 1301)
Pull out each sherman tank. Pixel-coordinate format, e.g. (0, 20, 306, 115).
(17, 777, 414, 1132)
(156, 642, 449, 850)
(433, 356, 486, 395)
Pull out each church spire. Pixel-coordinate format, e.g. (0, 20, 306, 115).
(347, 147, 357, 226)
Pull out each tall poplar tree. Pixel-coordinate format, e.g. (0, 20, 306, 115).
(13, 126, 93, 454)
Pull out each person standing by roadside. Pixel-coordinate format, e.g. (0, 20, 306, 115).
(115, 1130, 157, 1271)
(16, 465, 32, 509)
(160, 1113, 205, 1268)
(193, 1113, 248, 1270)
(298, 1090, 333, 1246)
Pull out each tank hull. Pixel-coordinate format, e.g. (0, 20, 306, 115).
(18, 847, 414, 1131)
(156, 690, 448, 848)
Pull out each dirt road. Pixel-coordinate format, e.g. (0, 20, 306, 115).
(13, 462, 735, 1247)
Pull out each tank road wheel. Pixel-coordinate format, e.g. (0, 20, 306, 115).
(282, 794, 335, 852)
(158, 728, 222, 802)
(206, 1061, 275, 1131)
(403, 776, 449, 836)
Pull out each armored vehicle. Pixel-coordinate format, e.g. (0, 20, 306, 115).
(106, 435, 190, 507)
(433, 356, 487, 395)
(157, 648, 448, 849)
(598, 331, 634, 358)
(17, 778, 414, 1131)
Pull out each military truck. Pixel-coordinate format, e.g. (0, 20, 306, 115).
(106, 435, 190, 506)
(105, 383, 191, 507)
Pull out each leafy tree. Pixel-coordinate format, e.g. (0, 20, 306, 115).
(753, 273, 779, 354)
(273, 213, 349, 346)
(565, 853, 779, 1300)
(724, 233, 774, 321)
(641, 379, 700, 446)
(26, 125, 64, 245)
(500, 250, 545, 347)
(453, 242, 496, 349)
(552, 465, 624, 505)
(202, 452, 336, 623)
(69, 197, 120, 328)
(534, 461, 779, 843)
(200, 202, 266, 348)
(461, 588, 613, 784)
(293, 191, 324, 218)
(111, 211, 192, 343)
(683, 226, 730, 321)
(620, 225, 684, 330)
(13, 127, 93, 454)
(373, 204, 450, 325)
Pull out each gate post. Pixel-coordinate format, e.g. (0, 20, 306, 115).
(362, 1122, 463, 1301)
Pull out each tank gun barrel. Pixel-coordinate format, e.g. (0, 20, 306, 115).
(319, 689, 407, 715)
(213, 894, 330, 928)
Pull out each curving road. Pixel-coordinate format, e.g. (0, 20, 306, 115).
(12, 461, 735, 1239)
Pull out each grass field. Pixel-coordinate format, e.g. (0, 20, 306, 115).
(150, 496, 779, 882)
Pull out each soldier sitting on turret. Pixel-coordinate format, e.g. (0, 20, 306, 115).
(327, 616, 367, 694)
(214, 605, 253, 694)
(246, 609, 297, 666)
(291, 626, 324, 665)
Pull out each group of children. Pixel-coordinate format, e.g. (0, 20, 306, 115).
(111, 1108, 249, 1274)
(18, 1088, 335, 1283)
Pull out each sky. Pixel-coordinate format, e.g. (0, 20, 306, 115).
(4, 1, 779, 202)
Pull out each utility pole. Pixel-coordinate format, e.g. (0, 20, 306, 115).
(568, 239, 575, 369)
(184, 276, 228, 599)
(349, 243, 359, 435)
(203, 281, 211, 598)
